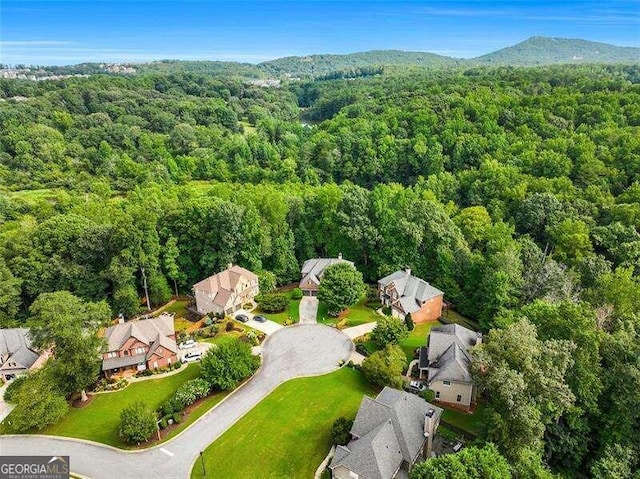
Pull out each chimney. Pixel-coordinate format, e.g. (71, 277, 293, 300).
(405, 267, 411, 277)
(476, 332, 482, 346)
(117, 314, 125, 324)
(227, 262, 233, 270)
(424, 409, 435, 458)
(338, 253, 343, 260)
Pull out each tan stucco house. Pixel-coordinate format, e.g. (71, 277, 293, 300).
(418, 324, 482, 409)
(299, 254, 353, 296)
(0, 328, 49, 381)
(378, 269, 444, 323)
(102, 314, 178, 377)
(193, 264, 259, 316)
(330, 387, 443, 479)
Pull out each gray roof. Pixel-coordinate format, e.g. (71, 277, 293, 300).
(330, 387, 442, 479)
(299, 256, 354, 288)
(378, 270, 443, 314)
(102, 353, 146, 371)
(0, 328, 41, 371)
(104, 314, 176, 353)
(426, 324, 480, 385)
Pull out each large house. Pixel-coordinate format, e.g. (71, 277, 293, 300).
(330, 387, 443, 479)
(418, 324, 482, 409)
(378, 269, 444, 323)
(0, 328, 49, 381)
(102, 314, 177, 377)
(193, 264, 259, 316)
(299, 254, 354, 296)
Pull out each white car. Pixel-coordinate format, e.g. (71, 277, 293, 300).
(183, 351, 202, 363)
(408, 380, 427, 394)
(179, 339, 197, 350)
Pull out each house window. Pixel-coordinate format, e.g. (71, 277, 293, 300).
(435, 391, 440, 399)
(107, 352, 117, 358)
(167, 358, 171, 365)
(456, 394, 462, 402)
(123, 350, 129, 356)
(443, 380, 451, 386)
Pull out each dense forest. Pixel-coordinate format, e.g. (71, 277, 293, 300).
(0, 64, 639, 477)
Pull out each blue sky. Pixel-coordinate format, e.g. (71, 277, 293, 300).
(1, 1, 638, 65)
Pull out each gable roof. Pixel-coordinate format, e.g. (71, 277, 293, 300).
(104, 314, 176, 354)
(193, 265, 258, 308)
(330, 387, 442, 479)
(299, 256, 354, 288)
(0, 328, 41, 371)
(378, 270, 443, 313)
(425, 323, 480, 385)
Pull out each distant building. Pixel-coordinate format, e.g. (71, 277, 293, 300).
(299, 254, 354, 296)
(102, 314, 177, 377)
(330, 387, 443, 479)
(0, 328, 49, 381)
(378, 269, 444, 323)
(419, 324, 482, 409)
(193, 264, 259, 316)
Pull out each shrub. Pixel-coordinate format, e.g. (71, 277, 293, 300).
(4, 375, 28, 402)
(404, 313, 415, 331)
(246, 330, 259, 346)
(204, 316, 213, 326)
(330, 417, 354, 445)
(172, 378, 211, 409)
(256, 293, 289, 313)
(159, 417, 168, 429)
(291, 288, 303, 300)
(355, 343, 370, 357)
(371, 316, 408, 347)
(172, 412, 182, 424)
(382, 306, 392, 316)
(366, 286, 379, 303)
(225, 321, 235, 332)
(420, 389, 436, 402)
(118, 401, 156, 444)
(362, 344, 406, 389)
(201, 338, 259, 390)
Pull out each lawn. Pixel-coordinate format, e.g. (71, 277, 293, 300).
(13, 364, 227, 448)
(152, 300, 194, 334)
(357, 320, 442, 363)
(192, 367, 376, 479)
(203, 320, 263, 346)
(316, 298, 379, 328)
(259, 291, 301, 325)
(441, 403, 485, 436)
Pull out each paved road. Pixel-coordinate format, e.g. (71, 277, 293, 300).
(299, 296, 319, 324)
(233, 309, 283, 335)
(342, 322, 377, 340)
(0, 325, 353, 479)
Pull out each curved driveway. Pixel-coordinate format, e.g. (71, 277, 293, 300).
(0, 325, 353, 479)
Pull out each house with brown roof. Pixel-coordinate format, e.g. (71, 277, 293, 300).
(330, 387, 443, 479)
(299, 254, 354, 296)
(0, 328, 49, 381)
(102, 314, 177, 377)
(193, 264, 259, 316)
(378, 269, 444, 323)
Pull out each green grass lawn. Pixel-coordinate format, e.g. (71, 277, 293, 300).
(399, 321, 441, 361)
(260, 291, 301, 325)
(317, 298, 379, 328)
(441, 403, 485, 435)
(13, 364, 226, 448)
(192, 367, 376, 479)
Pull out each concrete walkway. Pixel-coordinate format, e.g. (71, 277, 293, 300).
(0, 381, 15, 423)
(342, 322, 377, 340)
(299, 296, 319, 324)
(0, 325, 353, 479)
(233, 309, 283, 335)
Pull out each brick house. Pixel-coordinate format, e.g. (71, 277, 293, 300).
(193, 264, 259, 316)
(102, 314, 177, 377)
(299, 254, 354, 296)
(378, 269, 444, 323)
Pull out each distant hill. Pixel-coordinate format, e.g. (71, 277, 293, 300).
(474, 36, 640, 66)
(258, 50, 460, 77)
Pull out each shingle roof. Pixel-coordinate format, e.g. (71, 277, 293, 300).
(300, 257, 354, 288)
(0, 328, 40, 371)
(330, 387, 442, 479)
(193, 265, 258, 308)
(104, 314, 176, 353)
(426, 324, 480, 385)
(102, 353, 147, 371)
(378, 270, 443, 314)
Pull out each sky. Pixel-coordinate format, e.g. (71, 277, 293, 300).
(1, 0, 638, 66)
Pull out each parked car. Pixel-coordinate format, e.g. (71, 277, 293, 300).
(179, 339, 197, 350)
(235, 314, 249, 323)
(253, 315, 266, 323)
(407, 380, 427, 394)
(183, 351, 202, 363)
(453, 441, 464, 452)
